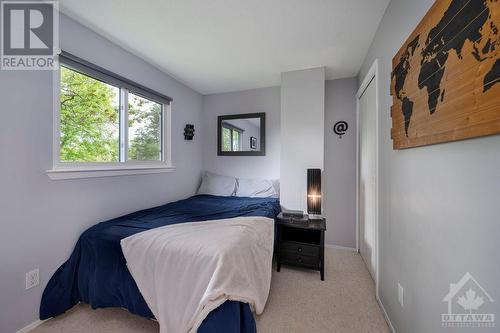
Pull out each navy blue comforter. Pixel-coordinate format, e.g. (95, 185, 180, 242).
(40, 195, 280, 332)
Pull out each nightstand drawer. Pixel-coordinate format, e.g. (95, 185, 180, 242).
(280, 252, 318, 267)
(281, 241, 319, 257)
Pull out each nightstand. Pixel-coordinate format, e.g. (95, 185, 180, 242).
(275, 212, 326, 280)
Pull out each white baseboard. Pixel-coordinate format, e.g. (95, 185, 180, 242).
(16, 319, 46, 333)
(376, 296, 396, 333)
(325, 244, 358, 252)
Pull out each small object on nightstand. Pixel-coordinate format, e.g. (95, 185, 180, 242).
(282, 209, 304, 218)
(275, 212, 326, 281)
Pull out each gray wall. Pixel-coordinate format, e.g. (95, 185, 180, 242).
(0, 14, 204, 333)
(203, 79, 357, 248)
(202, 87, 281, 180)
(324, 78, 357, 248)
(359, 0, 500, 332)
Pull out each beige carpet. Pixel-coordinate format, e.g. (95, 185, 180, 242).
(32, 248, 389, 333)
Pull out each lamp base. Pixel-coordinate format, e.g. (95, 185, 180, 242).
(307, 213, 323, 221)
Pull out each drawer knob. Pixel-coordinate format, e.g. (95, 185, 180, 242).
(298, 256, 302, 263)
(298, 247, 302, 252)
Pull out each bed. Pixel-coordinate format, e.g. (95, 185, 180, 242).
(40, 194, 280, 333)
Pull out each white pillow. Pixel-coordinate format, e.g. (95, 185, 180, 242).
(197, 172, 237, 196)
(236, 177, 279, 198)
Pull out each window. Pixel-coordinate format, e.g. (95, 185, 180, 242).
(60, 67, 120, 162)
(221, 123, 243, 152)
(128, 93, 163, 161)
(49, 52, 173, 179)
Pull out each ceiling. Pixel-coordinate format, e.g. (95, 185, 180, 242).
(59, 0, 390, 94)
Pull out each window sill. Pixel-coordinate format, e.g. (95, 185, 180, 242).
(46, 164, 176, 180)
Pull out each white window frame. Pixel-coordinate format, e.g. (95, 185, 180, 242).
(47, 56, 174, 180)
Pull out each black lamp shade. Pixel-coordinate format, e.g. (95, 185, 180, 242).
(307, 169, 321, 215)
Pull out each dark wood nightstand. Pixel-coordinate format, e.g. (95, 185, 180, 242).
(275, 212, 326, 280)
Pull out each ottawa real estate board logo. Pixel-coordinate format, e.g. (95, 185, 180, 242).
(1, 0, 58, 70)
(442, 272, 495, 328)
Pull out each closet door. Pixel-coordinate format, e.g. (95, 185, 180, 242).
(358, 76, 376, 280)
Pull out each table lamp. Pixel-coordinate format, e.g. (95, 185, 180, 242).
(307, 168, 322, 218)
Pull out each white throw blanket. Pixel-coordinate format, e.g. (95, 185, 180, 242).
(120, 216, 274, 333)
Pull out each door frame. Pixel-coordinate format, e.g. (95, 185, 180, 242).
(355, 59, 380, 299)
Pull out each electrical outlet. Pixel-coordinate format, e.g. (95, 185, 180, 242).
(25, 269, 39, 290)
(398, 283, 404, 308)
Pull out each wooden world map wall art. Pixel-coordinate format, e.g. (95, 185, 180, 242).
(390, 0, 500, 149)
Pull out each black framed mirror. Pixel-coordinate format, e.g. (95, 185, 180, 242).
(217, 112, 265, 156)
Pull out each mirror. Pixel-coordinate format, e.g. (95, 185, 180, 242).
(217, 113, 265, 156)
